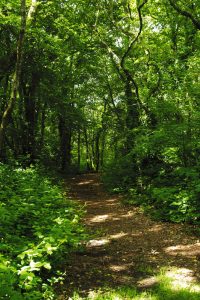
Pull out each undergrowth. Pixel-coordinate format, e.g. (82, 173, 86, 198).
(0, 163, 86, 299)
(102, 159, 200, 225)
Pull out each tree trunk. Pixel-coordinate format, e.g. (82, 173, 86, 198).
(59, 116, 72, 171)
(77, 128, 81, 171)
(95, 130, 101, 172)
(40, 102, 46, 151)
(100, 132, 105, 169)
(0, 0, 38, 160)
(23, 73, 39, 163)
(0, 0, 26, 158)
(84, 128, 91, 171)
(125, 79, 140, 131)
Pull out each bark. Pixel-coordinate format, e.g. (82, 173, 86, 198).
(0, 0, 38, 159)
(23, 73, 39, 162)
(77, 129, 81, 171)
(97, 1, 148, 134)
(100, 132, 105, 168)
(95, 130, 101, 172)
(121, 0, 148, 69)
(84, 128, 92, 171)
(0, 0, 26, 157)
(59, 116, 72, 171)
(100, 99, 107, 168)
(106, 82, 124, 127)
(169, 0, 200, 30)
(40, 103, 47, 150)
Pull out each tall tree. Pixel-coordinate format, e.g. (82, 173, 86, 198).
(0, 0, 37, 159)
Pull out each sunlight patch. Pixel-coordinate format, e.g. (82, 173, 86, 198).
(77, 180, 94, 185)
(106, 199, 117, 202)
(109, 232, 128, 239)
(86, 239, 110, 247)
(137, 276, 159, 288)
(109, 264, 129, 272)
(89, 214, 110, 223)
(164, 242, 200, 257)
(148, 225, 163, 232)
(119, 212, 135, 219)
(164, 267, 198, 290)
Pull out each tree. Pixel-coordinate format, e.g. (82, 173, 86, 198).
(168, 0, 200, 30)
(0, 0, 37, 159)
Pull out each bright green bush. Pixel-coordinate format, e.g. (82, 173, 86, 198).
(0, 164, 85, 299)
(126, 165, 200, 224)
(102, 126, 200, 225)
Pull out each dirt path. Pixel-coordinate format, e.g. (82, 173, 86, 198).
(60, 173, 200, 298)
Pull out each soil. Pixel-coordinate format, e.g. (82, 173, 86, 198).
(59, 173, 200, 298)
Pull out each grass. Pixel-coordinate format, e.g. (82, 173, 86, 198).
(69, 267, 200, 300)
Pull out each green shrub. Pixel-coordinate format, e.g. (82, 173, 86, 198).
(0, 164, 85, 299)
(128, 166, 200, 224)
(102, 153, 138, 193)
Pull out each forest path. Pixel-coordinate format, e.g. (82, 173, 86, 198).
(60, 173, 200, 298)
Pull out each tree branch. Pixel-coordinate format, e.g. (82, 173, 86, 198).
(169, 0, 200, 30)
(121, 0, 148, 69)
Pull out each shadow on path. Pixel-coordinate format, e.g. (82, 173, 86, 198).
(59, 173, 200, 298)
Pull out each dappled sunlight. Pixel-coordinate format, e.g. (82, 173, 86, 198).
(87, 239, 110, 248)
(109, 264, 130, 272)
(148, 225, 163, 233)
(88, 214, 113, 223)
(85, 199, 120, 208)
(131, 232, 143, 237)
(137, 276, 159, 288)
(105, 199, 118, 203)
(104, 202, 120, 207)
(64, 174, 200, 298)
(137, 267, 200, 294)
(77, 180, 95, 185)
(164, 267, 200, 292)
(67, 266, 200, 299)
(86, 202, 103, 207)
(109, 232, 128, 240)
(87, 210, 136, 224)
(164, 242, 200, 257)
(137, 267, 200, 291)
(150, 249, 159, 255)
(120, 211, 136, 218)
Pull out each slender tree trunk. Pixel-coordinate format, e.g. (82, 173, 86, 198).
(95, 131, 101, 172)
(77, 128, 81, 171)
(59, 116, 72, 171)
(40, 102, 46, 150)
(23, 73, 39, 162)
(0, 0, 38, 159)
(0, 0, 26, 158)
(84, 128, 91, 171)
(125, 79, 139, 130)
(100, 131, 106, 168)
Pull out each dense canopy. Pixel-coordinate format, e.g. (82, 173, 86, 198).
(0, 0, 200, 298)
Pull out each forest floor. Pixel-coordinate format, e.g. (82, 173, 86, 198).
(59, 173, 200, 299)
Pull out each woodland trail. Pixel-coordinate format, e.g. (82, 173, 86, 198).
(60, 173, 200, 298)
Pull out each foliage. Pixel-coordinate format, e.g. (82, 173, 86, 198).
(102, 153, 138, 193)
(0, 164, 85, 299)
(0, 0, 200, 268)
(103, 128, 200, 223)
